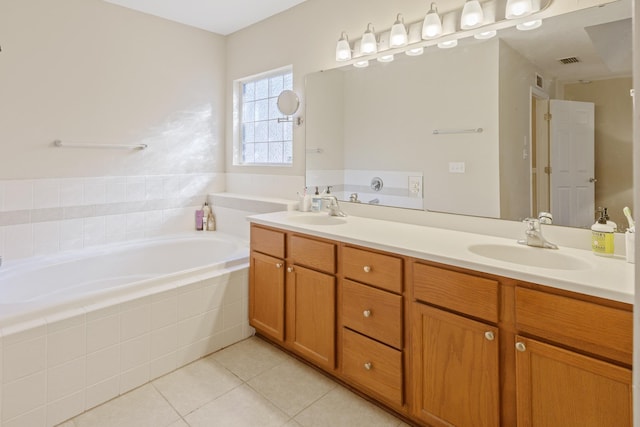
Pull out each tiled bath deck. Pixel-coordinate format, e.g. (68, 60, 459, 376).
(56, 336, 409, 427)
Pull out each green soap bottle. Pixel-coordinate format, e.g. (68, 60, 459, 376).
(591, 209, 614, 256)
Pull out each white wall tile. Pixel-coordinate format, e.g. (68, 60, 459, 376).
(162, 176, 182, 199)
(47, 358, 85, 401)
(85, 377, 119, 411)
(3, 180, 33, 211)
(126, 177, 146, 202)
(86, 346, 119, 386)
(163, 207, 196, 233)
(149, 352, 177, 379)
(222, 301, 244, 330)
(150, 325, 177, 360)
(47, 324, 85, 368)
(177, 287, 207, 320)
(0, 181, 5, 211)
(121, 304, 151, 341)
(46, 391, 84, 427)
(151, 295, 178, 330)
(120, 335, 149, 372)
(83, 178, 106, 205)
(83, 216, 106, 247)
(3, 337, 46, 383)
(59, 179, 84, 207)
(105, 177, 126, 203)
(33, 222, 60, 256)
(120, 364, 149, 394)
(145, 210, 164, 231)
(33, 179, 60, 209)
(2, 371, 46, 422)
(4, 224, 33, 260)
(105, 214, 127, 239)
(86, 314, 119, 354)
(3, 406, 46, 427)
(126, 212, 145, 234)
(59, 219, 83, 251)
(145, 176, 164, 200)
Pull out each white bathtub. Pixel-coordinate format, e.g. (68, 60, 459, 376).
(0, 232, 251, 427)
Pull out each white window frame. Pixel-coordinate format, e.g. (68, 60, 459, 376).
(233, 66, 293, 167)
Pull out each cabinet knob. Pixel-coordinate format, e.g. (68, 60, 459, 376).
(363, 265, 372, 273)
(363, 362, 372, 371)
(484, 331, 495, 341)
(363, 309, 372, 318)
(287, 266, 294, 273)
(515, 342, 526, 352)
(275, 263, 283, 269)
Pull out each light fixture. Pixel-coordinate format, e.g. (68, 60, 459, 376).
(474, 29, 497, 39)
(516, 19, 542, 30)
(361, 23, 378, 55)
(505, 0, 533, 19)
(405, 46, 425, 56)
(378, 54, 395, 63)
(422, 3, 443, 39)
(390, 14, 408, 48)
(460, 0, 484, 30)
(335, 31, 352, 62)
(353, 60, 370, 68)
(437, 39, 458, 49)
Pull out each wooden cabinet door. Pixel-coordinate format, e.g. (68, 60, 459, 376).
(412, 303, 500, 427)
(249, 251, 285, 341)
(515, 336, 632, 427)
(288, 264, 336, 370)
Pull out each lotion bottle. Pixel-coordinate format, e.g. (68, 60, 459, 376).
(591, 210, 614, 256)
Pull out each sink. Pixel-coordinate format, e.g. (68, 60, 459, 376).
(288, 215, 347, 226)
(468, 244, 591, 271)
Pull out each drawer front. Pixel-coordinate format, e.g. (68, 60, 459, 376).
(515, 287, 633, 365)
(251, 225, 285, 258)
(342, 279, 402, 349)
(342, 246, 403, 293)
(342, 328, 403, 406)
(290, 235, 336, 273)
(413, 263, 499, 323)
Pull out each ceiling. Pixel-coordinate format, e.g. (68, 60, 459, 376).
(103, 0, 309, 35)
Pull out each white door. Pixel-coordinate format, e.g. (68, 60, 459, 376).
(549, 100, 595, 228)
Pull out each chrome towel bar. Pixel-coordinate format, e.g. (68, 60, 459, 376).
(53, 139, 148, 150)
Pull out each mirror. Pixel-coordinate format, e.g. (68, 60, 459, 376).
(305, 0, 632, 228)
(277, 90, 300, 116)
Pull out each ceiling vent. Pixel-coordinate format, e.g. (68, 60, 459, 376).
(557, 56, 581, 65)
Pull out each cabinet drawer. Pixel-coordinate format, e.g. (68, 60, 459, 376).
(342, 328, 403, 406)
(515, 287, 633, 365)
(413, 263, 499, 323)
(251, 225, 285, 258)
(342, 246, 403, 293)
(290, 235, 336, 273)
(342, 279, 402, 349)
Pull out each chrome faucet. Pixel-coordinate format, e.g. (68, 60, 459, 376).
(322, 195, 347, 217)
(518, 218, 558, 249)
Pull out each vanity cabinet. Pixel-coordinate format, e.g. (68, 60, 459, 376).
(514, 286, 633, 426)
(411, 262, 500, 427)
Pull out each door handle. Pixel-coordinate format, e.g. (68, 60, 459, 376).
(589, 177, 597, 183)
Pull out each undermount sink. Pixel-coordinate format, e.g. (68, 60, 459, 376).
(288, 215, 347, 226)
(468, 244, 591, 271)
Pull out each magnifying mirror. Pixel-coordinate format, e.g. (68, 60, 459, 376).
(277, 90, 300, 116)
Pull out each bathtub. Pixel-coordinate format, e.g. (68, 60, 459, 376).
(0, 232, 251, 427)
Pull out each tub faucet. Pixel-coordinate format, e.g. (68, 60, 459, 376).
(322, 195, 347, 217)
(518, 218, 558, 249)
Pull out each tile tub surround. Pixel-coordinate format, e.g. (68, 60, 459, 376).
(0, 267, 251, 427)
(0, 173, 224, 261)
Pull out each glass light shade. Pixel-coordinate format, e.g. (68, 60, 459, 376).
(460, 0, 484, 30)
(517, 19, 542, 30)
(422, 4, 443, 39)
(389, 15, 408, 48)
(335, 33, 351, 62)
(437, 39, 458, 49)
(405, 47, 425, 56)
(474, 29, 497, 40)
(505, 0, 533, 19)
(361, 24, 378, 54)
(353, 60, 369, 68)
(377, 54, 395, 63)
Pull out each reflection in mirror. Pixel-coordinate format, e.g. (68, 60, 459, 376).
(305, 0, 631, 228)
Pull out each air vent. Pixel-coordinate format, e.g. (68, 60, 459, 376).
(557, 56, 581, 65)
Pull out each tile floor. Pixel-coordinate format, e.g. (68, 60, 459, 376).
(56, 336, 410, 427)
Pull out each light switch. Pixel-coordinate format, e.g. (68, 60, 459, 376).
(408, 176, 422, 197)
(449, 162, 465, 173)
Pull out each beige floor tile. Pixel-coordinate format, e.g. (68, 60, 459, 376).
(184, 384, 290, 427)
(248, 357, 336, 416)
(70, 384, 181, 427)
(55, 422, 76, 427)
(284, 419, 304, 427)
(211, 336, 290, 381)
(294, 386, 403, 427)
(166, 419, 189, 427)
(152, 355, 242, 416)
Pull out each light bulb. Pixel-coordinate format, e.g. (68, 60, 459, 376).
(422, 3, 443, 40)
(405, 47, 425, 56)
(335, 32, 351, 62)
(516, 19, 542, 31)
(437, 39, 458, 49)
(353, 60, 369, 68)
(390, 14, 408, 48)
(377, 54, 395, 63)
(361, 23, 378, 55)
(461, 0, 484, 30)
(474, 30, 497, 40)
(505, 0, 533, 19)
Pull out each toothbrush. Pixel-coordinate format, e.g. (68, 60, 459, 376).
(623, 206, 635, 232)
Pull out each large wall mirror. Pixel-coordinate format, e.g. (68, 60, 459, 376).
(305, 0, 631, 229)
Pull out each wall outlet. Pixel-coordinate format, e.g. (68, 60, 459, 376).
(448, 162, 466, 173)
(409, 176, 422, 197)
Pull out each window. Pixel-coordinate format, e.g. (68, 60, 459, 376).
(237, 68, 293, 166)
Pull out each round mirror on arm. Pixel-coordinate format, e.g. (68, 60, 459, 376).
(277, 89, 300, 116)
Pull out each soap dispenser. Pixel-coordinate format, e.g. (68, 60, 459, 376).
(591, 209, 614, 256)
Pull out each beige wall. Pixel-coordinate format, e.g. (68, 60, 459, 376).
(0, 0, 226, 179)
(564, 77, 633, 227)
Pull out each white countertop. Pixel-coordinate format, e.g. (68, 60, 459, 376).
(248, 211, 634, 304)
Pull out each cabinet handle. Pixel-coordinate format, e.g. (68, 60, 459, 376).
(363, 309, 372, 318)
(363, 265, 372, 273)
(287, 266, 294, 273)
(275, 263, 283, 269)
(363, 362, 372, 371)
(484, 331, 495, 341)
(515, 342, 526, 352)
